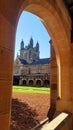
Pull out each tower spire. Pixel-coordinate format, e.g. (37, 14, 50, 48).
(29, 37, 33, 48)
(36, 41, 39, 52)
(20, 39, 24, 50)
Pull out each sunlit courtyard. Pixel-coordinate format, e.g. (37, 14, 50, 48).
(10, 86, 50, 130)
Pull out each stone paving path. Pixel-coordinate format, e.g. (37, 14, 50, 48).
(11, 93, 50, 130)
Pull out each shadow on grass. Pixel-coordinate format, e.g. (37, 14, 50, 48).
(10, 98, 39, 130)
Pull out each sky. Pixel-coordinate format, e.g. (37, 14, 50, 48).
(15, 11, 50, 59)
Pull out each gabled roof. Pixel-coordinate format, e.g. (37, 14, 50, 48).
(19, 58, 50, 65)
(31, 58, 50, 65)
(19, 58, 28, 65)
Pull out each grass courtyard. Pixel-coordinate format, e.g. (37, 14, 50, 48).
(12, 86, 50, 94)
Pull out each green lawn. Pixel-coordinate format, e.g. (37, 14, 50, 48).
(13, 86, 50, 94)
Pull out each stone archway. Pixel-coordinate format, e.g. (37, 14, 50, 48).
(23, 80, 26, 86)
(44, 80, 50, 87)
(22, 1, 72, 113)
(13, 77, 19, 85)
(36, 80, 41, 87)
(29, 80, 33, 86)
(0, 0, 73, 129)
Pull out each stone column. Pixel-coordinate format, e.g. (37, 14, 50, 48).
(19, 79, 23, 85)
(33, 79, 36, 86)
(41, 80, 44, 86)
(47, 40, 58, 120)
(0, 13, 15, 130)
(26, 79, 29, 86)
(50, 40, 58, 107)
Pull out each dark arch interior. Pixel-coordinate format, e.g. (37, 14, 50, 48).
(23, 80, 26, 86)
(29, 80, 33, 86)
(13, 77, 19, 85)
(36, 80, 41, 86)
(44, 80, 50, 87)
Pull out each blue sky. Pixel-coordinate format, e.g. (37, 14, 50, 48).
(15, 11, 50, 59)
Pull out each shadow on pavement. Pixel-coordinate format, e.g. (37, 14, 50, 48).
(10, 98, 39, 130)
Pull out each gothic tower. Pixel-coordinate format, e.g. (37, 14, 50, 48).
(19, 38, 40, 63)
